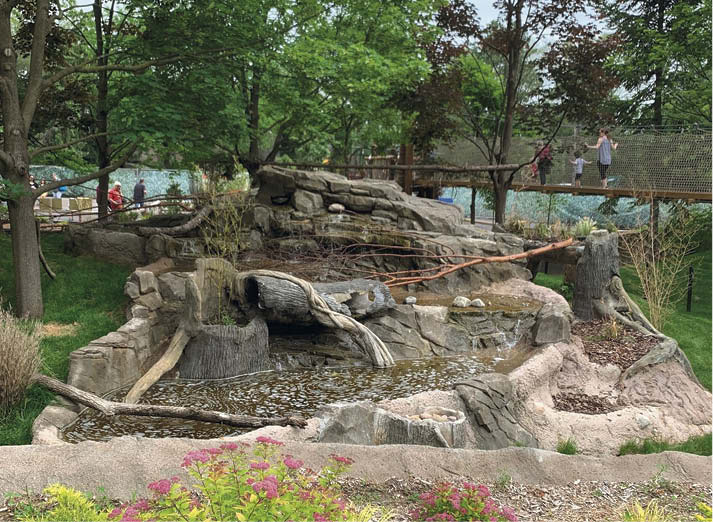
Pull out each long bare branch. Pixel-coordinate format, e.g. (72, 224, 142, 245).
(32, 142, 138, 198)
(29, 132, 109, 159)
(33, 373, 308, 429)
(384, 238, 574, 287)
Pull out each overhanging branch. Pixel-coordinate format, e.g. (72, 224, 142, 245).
(32, 142, 138, 198)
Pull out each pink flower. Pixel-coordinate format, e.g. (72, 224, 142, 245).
(148, 479, 172, 495)
(313, 513, 328, 522)
(448, 492, 461, 510)
(463, 482, 477, 491)
(329, 454, 353, 465)
(220, 442, 239, 451)
(482, 498, 496, 515)
(477, 484, 491, 498)
(284, 456, 303, 469)
(256, 436, 284, 446)
(108, 507, 123, 519)
(182, 450, 210, 467)
(252, 478, 279, 499)
(501, 506, 518, 522)
(419, 492, 437, 507)
(170, 476, 180, 483)
(131, 499, 150, 512)
(206, 447, 223, 455)
(250, 461, 270, 470)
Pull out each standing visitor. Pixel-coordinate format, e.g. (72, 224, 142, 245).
(536, 141, 553, 186)
(569, 151, 591, 187)
(133, 178, 147, 208)
(108, 181, 123, 211)
(586, 128, 619, 188)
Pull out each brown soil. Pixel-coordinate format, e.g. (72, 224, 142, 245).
(552, 392, 617, 415)
(40, 322, 78, 337)
(552, 320, 660, 416)
(571, 319, 659, 371)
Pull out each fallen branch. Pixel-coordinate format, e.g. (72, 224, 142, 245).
(33, 373, 308, 429)
(383, 238, 575, 287)
(137, 205, 213, 236)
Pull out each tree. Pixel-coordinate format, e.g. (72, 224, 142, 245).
(126, 0, 438, 177)
(0, 0, 187, 318)
(594, 0, 711, 125)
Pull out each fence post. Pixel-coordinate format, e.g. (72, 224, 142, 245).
(400, 144, 413, 195)
(686, 265, 694, 312)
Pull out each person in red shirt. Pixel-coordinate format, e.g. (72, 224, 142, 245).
(108, 181, 123, 211)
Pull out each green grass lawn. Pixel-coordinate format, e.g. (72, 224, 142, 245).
(535, 250, 711, 391)
(0, 232, 131, 445)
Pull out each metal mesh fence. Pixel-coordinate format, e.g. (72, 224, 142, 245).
(436, 127, 712, 194)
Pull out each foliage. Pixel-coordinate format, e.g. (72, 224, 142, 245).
(573, 217, 598, 238)
(0, 233, 130, 445)
(107, 439, 355, 522)
(19, 484, 109, 522)
(696, 502, 712, 522)
(621, 499, 671, 522)
(618, 433, 712, 457)
(556, 438, 578, 455)
(593, 0, 711, 125)
(0, 304, 42, 411)
(409, 482, 517, 522)
(202, 191, 254, 265)
(620, 201, 705, 330)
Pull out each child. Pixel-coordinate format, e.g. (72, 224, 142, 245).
(569, 150, 590, 188)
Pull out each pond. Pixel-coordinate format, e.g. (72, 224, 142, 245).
(62, 346, 533, 443)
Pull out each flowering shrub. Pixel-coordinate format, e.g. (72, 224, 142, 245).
(410, 482, 517, 522)
(107, 437, 355, 522)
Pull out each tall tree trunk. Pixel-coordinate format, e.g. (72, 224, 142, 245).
(94, 0, 110, 219)
(8, 194, 43, 317)
(494, 177, 508, 225)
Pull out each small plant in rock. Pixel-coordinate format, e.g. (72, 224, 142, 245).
(409, 482, 517, 521)
(604, 317, 620, 340)
(495, 470, 512, 489)
(0, 303, 42, 411)
(556, 438, 578, 455)
(534, 222, 551, 240)
(573, 217, 597, 238)
(621, 499, 671, 521)
(219, 311, 237, 326)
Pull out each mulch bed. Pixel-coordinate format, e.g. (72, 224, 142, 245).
(552, 392, 617, 415)
(571, 319, 660, 371)
(552, 320, 661, 415)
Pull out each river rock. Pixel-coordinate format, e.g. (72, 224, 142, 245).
(470, 298, 485, 308)
(452, 296, 471, 307)
(328, 203, 345, 213)
(405, 296, 417, 305)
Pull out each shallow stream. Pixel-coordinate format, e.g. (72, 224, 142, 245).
(62, 347, 532, 443)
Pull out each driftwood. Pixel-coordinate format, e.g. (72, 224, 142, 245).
(124, 326, 192, 404)
(34, 373, 307, 428)
(382, 238, 575, 287)
(235, 270, 395, 368)
(250, 277, 394, 324)
(137, 205, 212, 237)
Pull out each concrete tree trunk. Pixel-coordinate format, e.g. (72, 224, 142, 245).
(573, 230, 620, 321)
